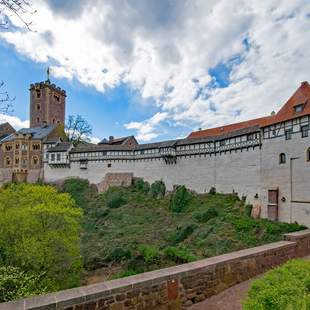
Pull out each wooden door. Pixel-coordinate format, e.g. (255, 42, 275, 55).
(268, 189, 278, 221)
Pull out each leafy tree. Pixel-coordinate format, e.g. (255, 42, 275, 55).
(0, 183, 83, 293)
(65, 115, 92, 146)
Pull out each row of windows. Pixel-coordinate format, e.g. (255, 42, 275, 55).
(50, 153, 63, 161)
(282, 125, 309, 140)
(5, 156, 39, 166)
(4, 143, 41, 152)
(279, 148, 310, 164)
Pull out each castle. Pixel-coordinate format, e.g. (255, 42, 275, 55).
(1, 78, 310, 227)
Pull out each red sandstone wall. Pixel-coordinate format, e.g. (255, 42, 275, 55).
(1, 230, 309, 310)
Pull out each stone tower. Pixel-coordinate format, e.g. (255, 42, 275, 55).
(29, 80, 66, 128)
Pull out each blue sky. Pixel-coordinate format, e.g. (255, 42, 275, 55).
(0, 0, 309, 142)
(0, 40, 190, 142)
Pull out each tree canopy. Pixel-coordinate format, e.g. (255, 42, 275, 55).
(0, 183, 83, 296)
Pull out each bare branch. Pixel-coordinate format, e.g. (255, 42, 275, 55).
(65, 115, 93, 146)
(0, 81, 14, 114)
(0, 0, 36, 31)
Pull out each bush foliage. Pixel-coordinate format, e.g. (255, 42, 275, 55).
(244, 259, 310, 310)
(0, 266, 47, 303)
(0, 183, 83, 299)
(60, 178, 306, 282)
(105, 187, 127, 209)
(149, 180, 166, 199)
(169, 185, 192, 213)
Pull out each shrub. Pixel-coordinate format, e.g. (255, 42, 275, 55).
(62, 178, 97, 208)
(244, 259, 310, 310)
(107, 248, 132, 262)
(133, 179, 150, 194)
(209, 187, 216, 195)
(172, 224, 196, 245)
(194, 207, 218, 223)
(138, 245, 160, 263)
(164, 246, 196, 263)
(149, 180, 166, 199)
(169, 185, 192, 213)
(0, 266, 47, 302)
(244, 204, 253, 217)
(106, 188, 126, 209)
(0, 183, 83, 291)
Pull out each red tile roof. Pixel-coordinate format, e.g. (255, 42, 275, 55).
(188, 81, 310, 139)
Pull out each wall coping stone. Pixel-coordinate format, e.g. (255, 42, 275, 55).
(284, 229, 310, 240)
(1, 229, 310, 310)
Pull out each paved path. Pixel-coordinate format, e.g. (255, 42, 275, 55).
(189, 276, 260, 310)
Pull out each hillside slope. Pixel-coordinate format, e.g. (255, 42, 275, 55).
(61, 179, 306, 283)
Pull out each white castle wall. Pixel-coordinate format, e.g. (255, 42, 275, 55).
(44, 147, 261, 204)
(44, 123, 310, 227)
(261, 127, 310, 225)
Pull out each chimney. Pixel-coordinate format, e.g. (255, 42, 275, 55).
(301, 81, 309, 87)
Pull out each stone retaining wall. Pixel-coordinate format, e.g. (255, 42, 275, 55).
(1, 230, 310, 310)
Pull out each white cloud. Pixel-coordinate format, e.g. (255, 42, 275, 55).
(89, 136, 100, 144)
(125, 112, 168, 141)
(1, 0, 310, 140)
(0, 114, 29, 129)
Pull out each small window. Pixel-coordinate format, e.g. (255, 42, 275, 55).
(51, 154, 55, 162)
(294, 104, 304, 114)
(279, 153, 286, 164)
(285, 129, 292, 140)
(56, 153, 61, 161)
(36, 89, 41, 98)
(36, 117, 40, 123)
(219, 140, 225, 146)
(301, 125, 309, 138)
(15, 157, 19, 165)
(32, 143, 40, 151)
(52, 119, 55, 124)
(15, 143, 20, 150)
(22, 158, 27, 166)
(54, 95, 60, 102)
(32, 156, 39, 166)
(247, 134, 254, 141)
(5, 144, 12, 151)
(107, 163, 112, 168)
(21, 144, 27, 151)
(307, 147, 310, 162)
(36, 104, 41, 111)
(5, 157, 11, 166)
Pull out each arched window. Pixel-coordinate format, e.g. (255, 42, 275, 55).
(307, 147, 310, 162)
(279, 153, 286, 164)
(32, 156, 39, 166)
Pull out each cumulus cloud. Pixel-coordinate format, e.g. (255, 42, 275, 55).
(125, 112, 168, 141)
(1, 0, 310, 140)
(0, 114, 29, 129)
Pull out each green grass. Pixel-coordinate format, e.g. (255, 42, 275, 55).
(61, 179, 306, 281)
